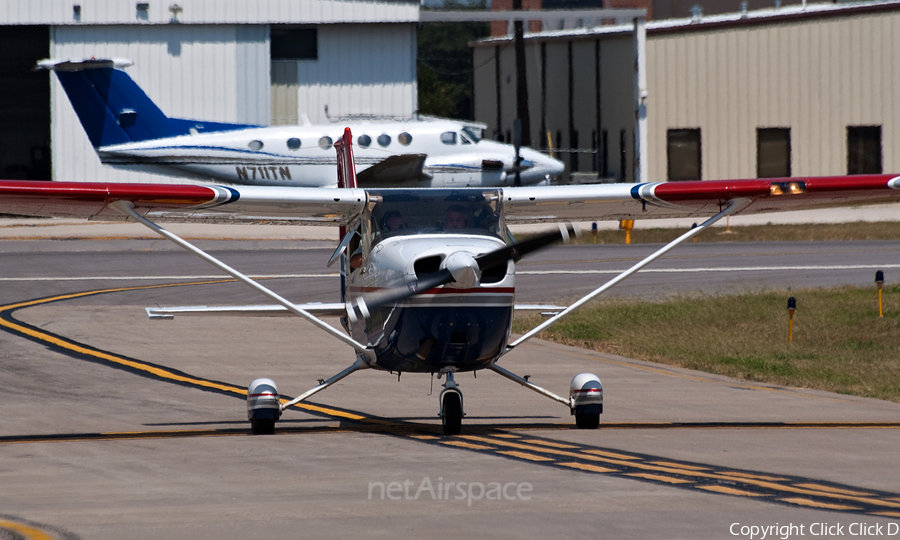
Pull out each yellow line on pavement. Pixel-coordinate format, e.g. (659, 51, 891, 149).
(0, 520, 55, 540)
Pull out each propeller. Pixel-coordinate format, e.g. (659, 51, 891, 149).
(346, 224, 577, 321)
(513, 118, 522, 187)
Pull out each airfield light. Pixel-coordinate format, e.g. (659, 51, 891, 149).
(787, 296, 797, 342)
(876, 270, 885, 318)
(592, 222, 598, 244)
(691, 222, 698, 243)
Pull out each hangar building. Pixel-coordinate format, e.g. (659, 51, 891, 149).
(472, 1, 900, 183)
(0, 0, 418, 183)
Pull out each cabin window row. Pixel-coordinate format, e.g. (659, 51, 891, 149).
(665, 126, 883, 181)
(246, 132, 414, 152)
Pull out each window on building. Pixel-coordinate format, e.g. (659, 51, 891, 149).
(271, 27, 317, 61)
(757, 128, 791, 178)
(667, 128, 701, 181)
(848, 126, 882, 175)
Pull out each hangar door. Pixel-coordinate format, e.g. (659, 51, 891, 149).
(0, 26, 50, 180)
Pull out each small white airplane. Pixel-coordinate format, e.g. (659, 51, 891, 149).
(1, 129, 898, 435)
(38, 58, 564, 188)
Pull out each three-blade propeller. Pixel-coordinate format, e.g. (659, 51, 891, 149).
(346, 224, 577, 321)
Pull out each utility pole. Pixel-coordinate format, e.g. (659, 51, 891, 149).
(513, 0, 531, 148)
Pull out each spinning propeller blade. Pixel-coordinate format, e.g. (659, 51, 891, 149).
(348, 225, 577, 319)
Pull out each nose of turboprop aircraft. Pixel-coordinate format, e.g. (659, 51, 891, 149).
(519, 147, 565, 185)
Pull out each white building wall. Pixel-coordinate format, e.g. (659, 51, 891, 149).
(3, 0, 417, 25)
(293, 24, 417, 124)
(50, 25, 269, 183)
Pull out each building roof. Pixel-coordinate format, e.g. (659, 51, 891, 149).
(471, 0, 900, 45)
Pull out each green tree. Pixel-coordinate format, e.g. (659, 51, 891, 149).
(417, 1, 489, 119)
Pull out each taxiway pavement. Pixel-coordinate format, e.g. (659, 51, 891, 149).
(0, 233, 899, 539)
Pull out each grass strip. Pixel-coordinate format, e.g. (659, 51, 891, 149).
(514, 285, 900, 402)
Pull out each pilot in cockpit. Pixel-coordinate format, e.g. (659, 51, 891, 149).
(380, 210, 407, 232)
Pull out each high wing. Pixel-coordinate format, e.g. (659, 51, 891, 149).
(0, 175, 897, 224)
(504, 175, 900, 223)
(0, 181, 366, 225)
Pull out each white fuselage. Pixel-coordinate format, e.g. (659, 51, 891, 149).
(97, 120, 564, 188)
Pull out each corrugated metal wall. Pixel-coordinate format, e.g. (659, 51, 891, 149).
(646, 10, 900, 180)
(51, 25, 270, 183)
(281, 24, 417, 125)
(473, 33, 635, 181)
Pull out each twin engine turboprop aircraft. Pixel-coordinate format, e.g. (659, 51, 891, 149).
(38, 58, 563, 188)
(0, 128, 898, 435)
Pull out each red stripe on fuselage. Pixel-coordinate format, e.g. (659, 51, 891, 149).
(348, 286, 514, 295)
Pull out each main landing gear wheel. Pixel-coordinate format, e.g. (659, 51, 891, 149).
(575, 412, 600, 429)
(442, 392, 462, 435)
(251, 418, 276, 435)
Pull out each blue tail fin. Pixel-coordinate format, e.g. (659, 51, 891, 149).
(41, 58, 257, 148)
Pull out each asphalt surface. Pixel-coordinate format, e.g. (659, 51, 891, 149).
(1, 234, 900, 539)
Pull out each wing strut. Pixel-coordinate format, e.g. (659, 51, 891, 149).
(108, 200, 375, 360)
(504, 197, 751, 354)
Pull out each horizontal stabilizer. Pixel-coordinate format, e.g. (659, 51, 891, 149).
(357, 154, 428, 185)
(37, 57, 134, 71)
(514, 304, 566, 313)
(146, 304, 347, 320)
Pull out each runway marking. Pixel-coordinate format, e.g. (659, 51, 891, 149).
(0, 273, 338, 282)
(497, 450, 555, 461)
(626, 472, 693, 484)
(521, 439, 580, 449)
(648, 461, 709, 471)
(520, 263, 900, 275)
(0, 520, 55, 540)
(0, 283, 384, 426)
(873, 511, 900, 518)
(4, 263, 898, 282)
(779, 498, 860, 511)
(441, 440, 495, 450)
(697, 485, 766, 497)
(6, 283, 900, 518)
(558, 462, 616, 473)
(793, 483, 875, 497)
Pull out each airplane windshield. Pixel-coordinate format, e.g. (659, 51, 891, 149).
(462, 126, 482, 143)
(368, 189, 503, 244)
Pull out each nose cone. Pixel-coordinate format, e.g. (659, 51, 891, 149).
(519, 148, 565, 185)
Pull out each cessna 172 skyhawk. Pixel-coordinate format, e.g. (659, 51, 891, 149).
(0, 129, 898, 435)
(38, 58, 563, 188)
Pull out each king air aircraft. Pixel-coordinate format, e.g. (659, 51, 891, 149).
(1, 130, 899, 434)
(39, 58, 563, 188)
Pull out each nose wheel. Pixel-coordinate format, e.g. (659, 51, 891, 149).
(438, 370, 464, 435)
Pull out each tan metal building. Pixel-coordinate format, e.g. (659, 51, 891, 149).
(472, 1, 900, 183)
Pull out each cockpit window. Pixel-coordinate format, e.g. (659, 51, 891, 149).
(440, 131, 457, 145)
(460, 133, 472, 145)
(462, 126, 482, 143)
(367, 189, 503, 245)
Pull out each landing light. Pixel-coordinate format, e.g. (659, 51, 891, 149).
(769, 181, 807, 196)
